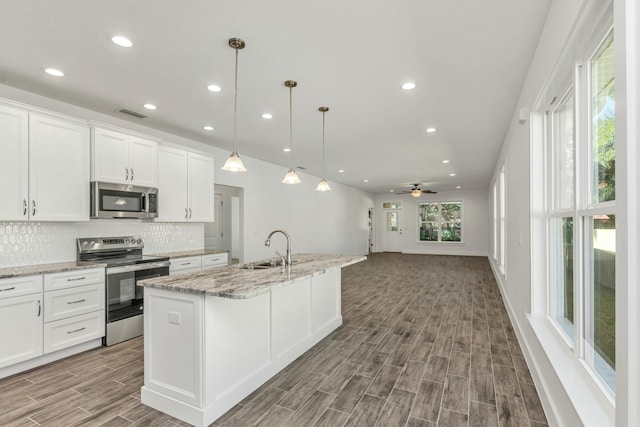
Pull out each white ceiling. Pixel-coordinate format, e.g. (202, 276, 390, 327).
(0, 0, 551, 194)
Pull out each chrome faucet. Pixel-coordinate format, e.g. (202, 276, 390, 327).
(265, 229, 292, 266)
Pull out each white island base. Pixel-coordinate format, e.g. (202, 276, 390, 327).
(141, 268, 342, 427)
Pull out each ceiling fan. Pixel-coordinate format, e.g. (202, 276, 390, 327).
(398, 184, 437, 198)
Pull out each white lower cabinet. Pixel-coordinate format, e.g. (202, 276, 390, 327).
(170, 253, 228, 275)
(44, 310, 104, 354)
(169, 256, 202, 275)
(0, 276, 43, 369)
(0, 268, 105, 378)
(43, 269, 105, 354)
(201, 253, 228, 270)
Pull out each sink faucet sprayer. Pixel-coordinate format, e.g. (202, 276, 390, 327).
(265, 229, 292, 266)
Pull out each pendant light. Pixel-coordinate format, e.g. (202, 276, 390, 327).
(316, 106, 331, 192)
(221, 38, 247, 172)
(282, 80, 301, 184)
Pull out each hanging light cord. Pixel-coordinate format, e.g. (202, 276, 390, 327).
(289, 86, 294, 169)
(232, 47, 239, 154)
(322, 111, 326, 179)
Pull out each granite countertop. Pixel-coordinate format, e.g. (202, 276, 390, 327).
(138, 253, 366, 299)
(0, 261, 107, 280)
(149, 249, 228, 259)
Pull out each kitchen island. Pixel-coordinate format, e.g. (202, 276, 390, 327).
(138, 253, 365, 427)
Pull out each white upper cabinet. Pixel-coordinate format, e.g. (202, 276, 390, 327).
(188, 152, 215, 222)
(157, 145, 213, 222)
(0, 104, 29, 220)
(29, 114, 90, 221)
(91, 127, 158, 187)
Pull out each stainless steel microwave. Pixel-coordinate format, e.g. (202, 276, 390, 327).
(91, 181, 158, 219)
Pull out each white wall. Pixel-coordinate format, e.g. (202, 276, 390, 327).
(0, 84, 374, 267)
(486, 0, 626, 426)
(373, 188, 489, 256)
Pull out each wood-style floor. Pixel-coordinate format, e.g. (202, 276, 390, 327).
(0, 253, 548, 426)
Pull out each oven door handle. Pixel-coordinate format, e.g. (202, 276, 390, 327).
(106, 261, 171, 275)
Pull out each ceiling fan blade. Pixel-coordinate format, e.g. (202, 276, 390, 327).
(422, 190, 437, 194)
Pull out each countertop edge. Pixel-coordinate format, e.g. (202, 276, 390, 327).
(0, 262, 107, 279)
(139, 254, 366, 299)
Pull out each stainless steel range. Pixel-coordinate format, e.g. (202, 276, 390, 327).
(77, 236, 170, 346)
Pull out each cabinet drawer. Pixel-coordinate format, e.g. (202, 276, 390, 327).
(44, 268, 104, 291)
(169, 256, 202, 273)
(44, 310, 105, 354)
(0, 275, 42, 300)
(44, 283, 105, 323)
(202, 253, 228, 270)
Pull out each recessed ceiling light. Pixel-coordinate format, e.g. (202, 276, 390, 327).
(283, 148, 291, 152)
(338, 169, 344, 173)
(203, 126, 214, 131)
(143, 104, 157, 110)
(389, 190, 394, 192)
(426, 127, 437, 133)
(44, 68, 64, 77)
(401, 82, 416, 90)
(449, 173, 456, 177)
(364, 179, 369, 183)
(261, 113, 273, 119)
(207, 85, 222, 93)
(111, 35, 133, 48)
(456, 186, 461, 189)
(442, 160, 450, 164)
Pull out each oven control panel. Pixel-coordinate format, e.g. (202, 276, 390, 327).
(77, 236, 144, 253)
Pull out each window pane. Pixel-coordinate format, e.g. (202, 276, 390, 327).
(441, 202, 462, 241)
(419, 222, 438, 241)
(586, 214, 616, 391)
(386, 212, 398, 231)
(419, 203, 438, 222)
(383, 202, 402, 209)
(591, 32, 615, 203)
(551, 217, 574, 340)
(552, 90, 575, 210)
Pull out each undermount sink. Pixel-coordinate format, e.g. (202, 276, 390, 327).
(240, 259, 285, 269)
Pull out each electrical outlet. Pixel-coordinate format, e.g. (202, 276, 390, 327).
(168, 311, 181, 325)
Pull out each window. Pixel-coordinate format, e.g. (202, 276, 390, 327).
(418, 201, 462, 242)
(383, 202, 402, 209)
(386, 212, 399, 232)
(544, 28, 616, 394)
(499, 164, 506, 275)
(493, 182, 498, 260)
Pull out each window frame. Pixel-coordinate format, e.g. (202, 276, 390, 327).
(416, 200, 463, 243)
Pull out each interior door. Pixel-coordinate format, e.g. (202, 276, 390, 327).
(205, 194, 224, 249)
(383, 209, 402, 252)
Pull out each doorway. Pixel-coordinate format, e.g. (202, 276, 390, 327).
(368, 208, 374, 253)
(204, 184, 243, 264)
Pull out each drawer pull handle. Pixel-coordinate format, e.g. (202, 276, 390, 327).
(37, 300, 41, 317)
(180, 262, 191, 266)
(67, 327, 86, 335)
(67, 299, 86, 305)
(67, 276, 86, 282)
(0, 287, 16, 292)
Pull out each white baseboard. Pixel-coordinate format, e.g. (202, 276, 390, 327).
(402, 249, 489, 257)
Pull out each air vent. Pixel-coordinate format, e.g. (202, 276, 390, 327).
(118, 108, 148, 119)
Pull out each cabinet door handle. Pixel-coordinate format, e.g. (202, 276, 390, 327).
(185, 208, 188, 219)
(32, 200, 37, 216)
(188, 208, 192, 219)
(67, 276, 86, 282)
(23, 199, 27, 216)
(131, 168, 134, 181)
(37, 300, 41, 317)
(67, 299, 86, 305)
(180, 262, 191, 266)
(0, 286, 16, 292)
(67, 327, 86, 335)
(125, 167, 129, 181)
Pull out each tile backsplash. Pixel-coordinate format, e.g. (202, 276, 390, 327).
(0, 221, 204, 268)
